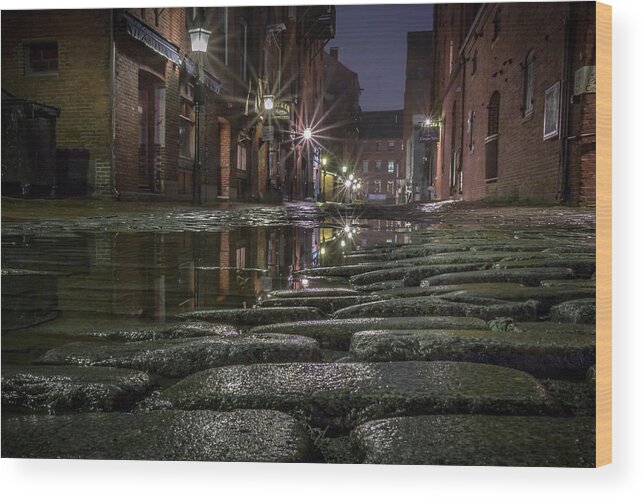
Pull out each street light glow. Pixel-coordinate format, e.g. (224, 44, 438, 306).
(263, 95, 274, 110)
(342, 166, 347, 173)
(344, 179, 352, 188)
(189, 28, 211, 53)
(303, 128, 312, 140)
(349, 174, 354, 181)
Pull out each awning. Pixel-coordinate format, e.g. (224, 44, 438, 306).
(124, 13, 181, 65)
(202, 70, 221, 94)
(183, 57, 197, 78)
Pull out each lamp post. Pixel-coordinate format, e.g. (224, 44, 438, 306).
(188, 26, 211, 205)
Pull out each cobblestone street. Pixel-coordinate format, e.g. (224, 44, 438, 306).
(2, 200, 596, 465)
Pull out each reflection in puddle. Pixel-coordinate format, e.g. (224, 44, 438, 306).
(1, 218, 418, 332)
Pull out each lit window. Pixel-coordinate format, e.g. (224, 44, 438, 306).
(26, 41, 58, 75)
(387, 161, 395, 173)
(388, 140, 395, 151)
(375, 180, 382, 193)
(386, 181, 394, 194)
(375, 160, 382, 171)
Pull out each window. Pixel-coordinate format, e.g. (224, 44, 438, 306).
(375, 160, 382, 171)
(237, 140, 247, 171)
(26, 41, 58, 75)
(523, 50, 535, 117)
(468, 110, 476, 152)
(485, 92, 500, 182)
(236, 247, 246, 269)
(386, 181, 394, 194)
(374, 180, 382, 193)
(492, 8, 501, 43)
(362, 160, 369, 173)
(471, 49, 478, 76)
(543, 81, 560, 140)
(387, 161, 395, 173)
(449, 40, 454, 73)
(376, 141, 382, 151)
(388, 141, 395, 151)
(178, 83, 195, 159)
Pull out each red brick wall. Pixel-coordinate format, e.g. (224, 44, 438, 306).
(433, 2, 596, 205)
(2, 10, 112, 195)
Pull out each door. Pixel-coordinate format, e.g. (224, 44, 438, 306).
(138, 72, 164, 192)
(485, 91, 500, 182)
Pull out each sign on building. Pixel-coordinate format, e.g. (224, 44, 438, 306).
(419, 125, 440, 143)
(574, 66, 596, 96)
(262, 125, 274, 142)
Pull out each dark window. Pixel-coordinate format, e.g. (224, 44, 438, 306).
(492, 8, 501, 43)
(485, 92, 500, 182)
(376, 141, 382, 151)
(26, 41, 58, 74)
(387, 140, 395, 151)
(523, 50, 535, 116)
(471, 49, 478, 76)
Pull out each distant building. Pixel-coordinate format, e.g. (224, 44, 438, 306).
(321, 47, 361, 202)
(403, 31, 433, 202)
(429, 2, 596, 205)
(357, 110, 404, 204)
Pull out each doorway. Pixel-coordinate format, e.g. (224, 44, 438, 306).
(138, 71, 165, 192)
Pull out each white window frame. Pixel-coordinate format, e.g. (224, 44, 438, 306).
(543, 81, 560, 140)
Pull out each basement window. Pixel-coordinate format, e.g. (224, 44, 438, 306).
(26, 41, 58, 75)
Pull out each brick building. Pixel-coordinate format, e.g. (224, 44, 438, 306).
(321, 46, 361, 201)
(2, 6, 336, 202)
(357, 110, 404, 204)
(403, 31, 433, 202)
(429, 2, 596, 205)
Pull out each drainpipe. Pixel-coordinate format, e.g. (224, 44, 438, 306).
(558, 14, 574, 203)
(459, 53, 466, 198)
(110, 9, 117, 198)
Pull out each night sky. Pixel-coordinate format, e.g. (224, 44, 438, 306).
(331, 3, 434, 112)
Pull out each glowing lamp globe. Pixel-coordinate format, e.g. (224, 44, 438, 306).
(189, 28, 211, 53)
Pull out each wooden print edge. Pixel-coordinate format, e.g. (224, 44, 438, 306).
(595, 0, 612, 467)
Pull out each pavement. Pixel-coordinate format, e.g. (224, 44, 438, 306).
(1, 198, 597, 465)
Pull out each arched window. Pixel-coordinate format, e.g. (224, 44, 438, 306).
(485, 92, 500, 182)
(523, 50, 535, 116)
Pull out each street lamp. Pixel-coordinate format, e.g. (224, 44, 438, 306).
(188, 26, 211, 205)
(263, 95, 274, 111)
(303, 128, 313, 140)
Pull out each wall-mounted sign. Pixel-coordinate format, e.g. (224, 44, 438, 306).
(262, 125, 274, 142)
(419, 125, 440, 143)
(574, 66, 596, 96)
(273, 101, 291, 119)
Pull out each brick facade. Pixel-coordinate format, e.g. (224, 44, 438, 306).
(430, 2, 596, 205)
(2, 10, 113, 195)
(2, 6, 338, 202)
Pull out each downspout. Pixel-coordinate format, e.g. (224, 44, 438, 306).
(558, 14, 574, 203)
(110, 9, 117, 198)
(459, 54, 466, 198)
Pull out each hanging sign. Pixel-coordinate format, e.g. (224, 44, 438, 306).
(273, 101, 291, 119)
(262, 125, 275, 142)
(419, 125, 440, 143)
